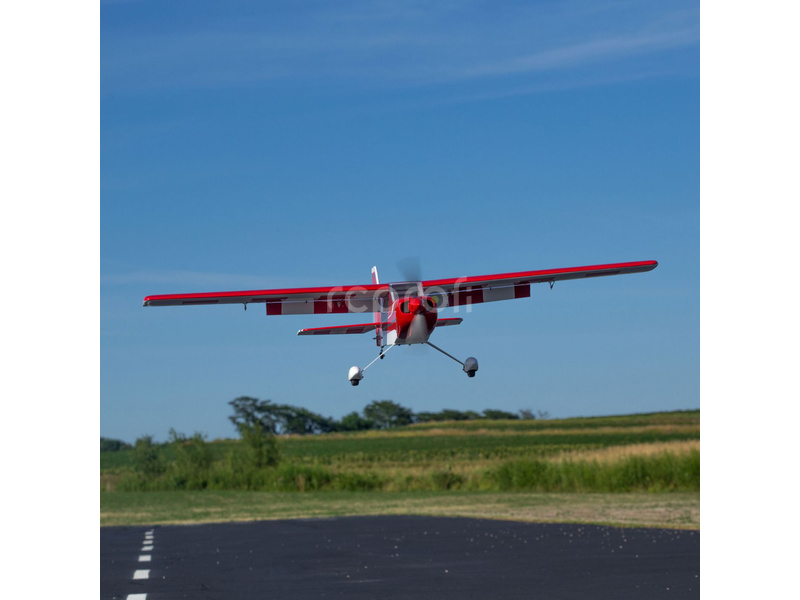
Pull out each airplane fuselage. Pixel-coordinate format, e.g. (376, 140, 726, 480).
(386, 295, 439, 345)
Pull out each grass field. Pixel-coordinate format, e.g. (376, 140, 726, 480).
(101, 410, 699, 471)
(100, 410, 699, 528)
(100, 490, 699, 529)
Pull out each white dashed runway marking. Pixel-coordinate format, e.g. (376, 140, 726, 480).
(128, 528, 156, 598)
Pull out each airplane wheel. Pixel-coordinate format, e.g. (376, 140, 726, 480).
(463, 357, 479, 378)
(348, 366, 363, 386)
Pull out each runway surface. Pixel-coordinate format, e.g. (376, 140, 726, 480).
(101, 516, 699, 599)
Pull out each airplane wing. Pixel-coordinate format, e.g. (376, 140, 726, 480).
(143, 283, 391, 315)
(419, 260, 657, 308)
(143, 260, 656, 313)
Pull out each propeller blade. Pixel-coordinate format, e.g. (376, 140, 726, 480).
(397, 256, 422, 282)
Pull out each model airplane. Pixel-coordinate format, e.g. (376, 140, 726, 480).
(143, 260, 657, 385)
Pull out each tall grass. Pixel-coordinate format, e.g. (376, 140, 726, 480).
(112, 449, 698, 493)
(490, 450, 699, 492)
(104, 411, 700, 494)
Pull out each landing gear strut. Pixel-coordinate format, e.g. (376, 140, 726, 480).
(347, 342, 478, 385)
(348, 344, 397, 385)
(425, 342, 479, 377)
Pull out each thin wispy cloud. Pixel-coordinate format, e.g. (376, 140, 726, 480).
(414, 68, 680, 109)
(102, 0, 698, 95)
(456, 28, 698, 80)
(103, 270, 284, 290)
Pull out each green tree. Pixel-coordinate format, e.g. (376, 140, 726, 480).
(273, 404, 338, 435)
(101, 437, 132, 452)
(228, 396, 280, 434)
(482, 409, 520, 420)
(131, 435, 165, 479)
(236, 421, 280, 468)
(230, 396, 340, 436)
(169, 429, 213, 489)
(339, 411, 374, 431)
(417, 409, 480, 422)
(363, 400, 415, 429)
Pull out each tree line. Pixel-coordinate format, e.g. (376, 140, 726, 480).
(115, 398, 539, 491)
(228, 397, 544, 436)
(100, 397, 548, 455)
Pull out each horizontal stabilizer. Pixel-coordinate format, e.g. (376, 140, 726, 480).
(436, 318, 463, 327)
(298, 317, 463, 336)
(298, 322, 386, 336)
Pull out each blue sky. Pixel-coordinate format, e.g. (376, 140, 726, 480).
(101, 0, 699, 443)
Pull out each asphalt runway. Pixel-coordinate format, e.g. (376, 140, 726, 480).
(101, 516, 699, 599)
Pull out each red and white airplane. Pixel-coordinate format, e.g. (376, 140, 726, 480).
(143, 260, 657, 385)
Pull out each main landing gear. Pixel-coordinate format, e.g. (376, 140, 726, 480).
(347, 343, 395, 386)
(425, 342, 479, 378)
(347, 342, 478, 385)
